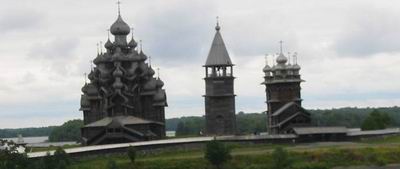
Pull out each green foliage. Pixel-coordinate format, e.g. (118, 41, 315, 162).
(107, 160, 119, 169)
(310, 106, 399, 128)
(0, 149, 29, 169)
(271, 147, 291, 169)
(361, 110, 392, 131)
(54, 147, 71, 165)
(292, 163, 329, 169)
(49, 119, 83, 142)
(204, 139, 231, 169)
(236, 112, 267, 134)
(168, 107, 400, 136)
(0, 126, 56, 138)
(174, 117, 205, 136)
(127, 146, 136, 164)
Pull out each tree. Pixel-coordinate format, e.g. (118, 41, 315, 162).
(271, 147, 292, 169)
(127, 146, 136, 164)
(54, 147, 70, 165)
(175, 121, 186, 136)
(49, 119, 83, 142)
(361, 110, 392, 131)
(204, 138, 231, 169)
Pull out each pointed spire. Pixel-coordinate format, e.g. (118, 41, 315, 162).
(107, 29, 110, 40)
(279, 40, 283, 54)
(100, 41, 103, 54)
(265, 54, 269, 66)
(139, 40, 143, 52)
(117, 0, 121, 16)
(157, 68, 160, 79)
(215, 16, 221, 31)
(96, 43, 99, 55)
(90, 60, 93, 71)
(131, 27, 134, 38)
(204, 20, 232, 66)
(148, 56, 152, 67)
(84, 72, 87, 84)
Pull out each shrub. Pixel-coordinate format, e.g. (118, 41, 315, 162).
(127, 146, 136, 164)
(107, 159, 119, 169)
(204, 138, 231, 169)
(271, 147, 291, 169)
(54, 147, 70, 165)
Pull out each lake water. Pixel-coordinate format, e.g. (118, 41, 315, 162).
(2, 136, 78, 147)
(3, 136, 48, 144)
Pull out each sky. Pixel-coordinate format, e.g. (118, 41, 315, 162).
(0, 0, 399, 128)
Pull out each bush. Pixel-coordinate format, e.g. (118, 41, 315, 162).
(292, 163, 329, 169)
(54, 147, 70, 165)
(127, 146, 136, 164)
(107, 160, 119, 169)
(361, 110, 391, 131)
(49, 119, 83, 142)
(204, 139, 231, 169)
(271, 147, 291, 169)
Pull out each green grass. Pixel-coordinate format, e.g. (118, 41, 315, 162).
(360, 135, 400, 144)
(63, 140, 400, 169)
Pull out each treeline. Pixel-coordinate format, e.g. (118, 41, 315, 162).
(48, 120, 83, 142)
(0, 127, 56, 138)
(168, 106, 400, 136)
(310, 106, 400, 127)
(168, 112, 268, 136)
(1, 106, 399, 140)
(0, 120, 82, 143)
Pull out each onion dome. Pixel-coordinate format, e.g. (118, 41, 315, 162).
(81, 83, 89, 93)
(143, 78, 157, 91)
(128, 38, 137, 48)
(113, 67, 123, 77)
(88, 70, 95, 81)
(292, 64, 301, 70)
(147, 67, 155, 76)
(154, 90, 166, 102)
(113, 79, 124, 89)
(263, 64, 272, 73)
(80, 95, 90, 108)
(139, 62, 147, 73)
(215, 23, 221, 31)
(139, 50, 147, 60)
(276, 53, 288, 64)
(156, 78, 164, 88)
(110, 15, 130, 36)
(86, 84, 99, 96)
(105, 39, 113, 49)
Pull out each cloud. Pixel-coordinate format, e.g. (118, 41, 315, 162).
(130, 0, 218, 65)
(334, 8, 400, 57)
(28, 37, 80, 75)
(0, 9, 45, 33)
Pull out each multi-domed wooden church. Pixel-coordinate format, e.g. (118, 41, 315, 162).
(80, 9, 167, 145)
(80, 1, 313, 145)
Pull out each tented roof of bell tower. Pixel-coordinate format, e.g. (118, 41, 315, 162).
(204, 24, 233, 67)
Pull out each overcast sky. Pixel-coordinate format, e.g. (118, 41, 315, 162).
(0, 0, 399, 128)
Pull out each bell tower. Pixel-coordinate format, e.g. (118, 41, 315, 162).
(203, 19, 236, 135)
